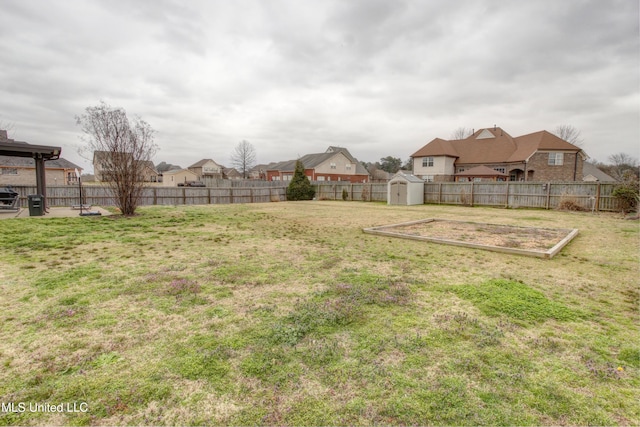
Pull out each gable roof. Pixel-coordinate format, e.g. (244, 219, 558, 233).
(189, 158, 222, 168)
(268, 147, 370, 175)
(411, 127, 584, 164)
(582, 162, 616, 181)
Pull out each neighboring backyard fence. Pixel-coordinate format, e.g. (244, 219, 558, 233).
(10, 185, 287, 208)
(8, 181, 622, 212)
(314, 181, 622, 212)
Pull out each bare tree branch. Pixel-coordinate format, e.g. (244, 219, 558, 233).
(230, 140, 256, 179)
(450, 127, 473, 140)
(554, 124, 584, 146)
(76, 101, 158, 215)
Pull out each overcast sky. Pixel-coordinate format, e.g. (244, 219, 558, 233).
(1, 0, 638, 173)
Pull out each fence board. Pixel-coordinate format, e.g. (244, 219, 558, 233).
(10, 185, 287, 208)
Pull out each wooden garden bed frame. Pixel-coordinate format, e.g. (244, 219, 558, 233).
(363, 218, 579, 259)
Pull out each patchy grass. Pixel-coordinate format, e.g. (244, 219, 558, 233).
(0, 202, 638, 426)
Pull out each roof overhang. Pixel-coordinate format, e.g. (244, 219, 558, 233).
(0, 141, 61, 160)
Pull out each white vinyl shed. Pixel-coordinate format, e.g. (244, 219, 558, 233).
(388, 173, 424, 205)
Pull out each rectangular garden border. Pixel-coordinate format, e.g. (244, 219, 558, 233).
(363, 218, 579, 259)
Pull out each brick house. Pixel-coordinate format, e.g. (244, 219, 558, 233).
(411, 127, 586, 182)
(0, 155, 81, 186)
(93, 151, 159, 183)
(267, 146, 370, 183)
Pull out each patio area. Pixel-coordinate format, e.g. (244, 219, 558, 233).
(0, 206, 112, 219)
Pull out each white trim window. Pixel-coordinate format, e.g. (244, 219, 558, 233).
(1, 168, 18, 175)
(423, 175, 434, 182)
(422, 157, 434, 167)
(548, 153, 564, 166)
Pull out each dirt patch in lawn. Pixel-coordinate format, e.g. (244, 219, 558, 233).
(363, 219, 578, 258)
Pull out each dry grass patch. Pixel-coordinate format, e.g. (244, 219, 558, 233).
(0, 202, 637, 426)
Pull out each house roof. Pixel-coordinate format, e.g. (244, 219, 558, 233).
(0, 155, 81, 170)
(268, 147, 370, 175)
(582, 162, 616, 181)
(455, 165, 508, 176)
(411, 127, 584, 164)
(189, 159, 222, 168)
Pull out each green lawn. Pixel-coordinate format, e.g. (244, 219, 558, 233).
(0, 201, 638, 426)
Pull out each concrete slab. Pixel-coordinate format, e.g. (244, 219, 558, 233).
(0, 206, 112, 219)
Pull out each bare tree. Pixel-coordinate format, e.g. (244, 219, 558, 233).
(607, 152, 639, 181)
(230, 140, 256, 179)
(76, 101, 158, 215)
(450, 127, 473, 140)
(554, 124, 583, 146)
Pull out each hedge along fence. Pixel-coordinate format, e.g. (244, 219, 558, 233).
(9, 185, 287, 208)
(314, 181, 623, 212)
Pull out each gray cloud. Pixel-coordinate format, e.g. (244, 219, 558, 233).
(0, 0, 637, 172)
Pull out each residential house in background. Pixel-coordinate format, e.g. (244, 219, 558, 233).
(411, 127, 586, 182)
(160, 168, 199, 187)
(223, 167, 243, 180)
(267, 146, 370, 183)
(582, 162, 616, 182)
(93, 151, 159, 183)
(0, 155, 81, 186)
(250, 164, 270, 180)
(188, 159, 223, 180)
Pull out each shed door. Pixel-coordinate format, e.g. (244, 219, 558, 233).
(390, 181, 407, 205)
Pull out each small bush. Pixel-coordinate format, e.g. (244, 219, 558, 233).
(287, 160, 316, 201)
(612, 178, 639, 214)
(341, 188, 349, 201)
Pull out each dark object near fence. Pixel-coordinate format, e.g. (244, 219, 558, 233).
(0, 187, 19, 210)
(178, 181, 206, 187)
(28, 194, 44, 216)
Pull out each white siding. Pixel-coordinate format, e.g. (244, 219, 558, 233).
(413, 156, 455, 176)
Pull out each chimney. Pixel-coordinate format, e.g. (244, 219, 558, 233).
(493, 124, 496, 131)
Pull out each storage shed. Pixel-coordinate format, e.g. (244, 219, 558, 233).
(388, 173, 424, 205)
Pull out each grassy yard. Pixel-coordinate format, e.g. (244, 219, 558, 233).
(0, 201, 638, 426)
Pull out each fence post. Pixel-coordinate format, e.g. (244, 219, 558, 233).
(250, 187, 254, 203)
(595, 182, 601, 212)
(505, 182, 509, 208)
(230, 187, 234, 204)
(470, 182, 474, 207)
(183, 187, 186, 205)
(545, 182, 551, 210)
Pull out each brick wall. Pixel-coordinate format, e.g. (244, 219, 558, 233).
(0, 168, 68, 186)
(527, 152, 583, 181)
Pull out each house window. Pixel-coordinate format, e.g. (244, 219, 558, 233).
(548, 153, 564, 166)
(317, 176, 325, 181)
(494, 167, 506, 174)
(422, 157, 434, 167)
(457, 167, 465, 173)
(423, 175, 434, 182)
(330, 163, 337, 169)
(346, 164, 352, 170)
(1, 168, 18, 175)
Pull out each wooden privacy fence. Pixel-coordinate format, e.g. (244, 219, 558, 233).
(314, 181, 622, 212)
(9, 181, 622, 211)
(10, 185, 287, 208)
